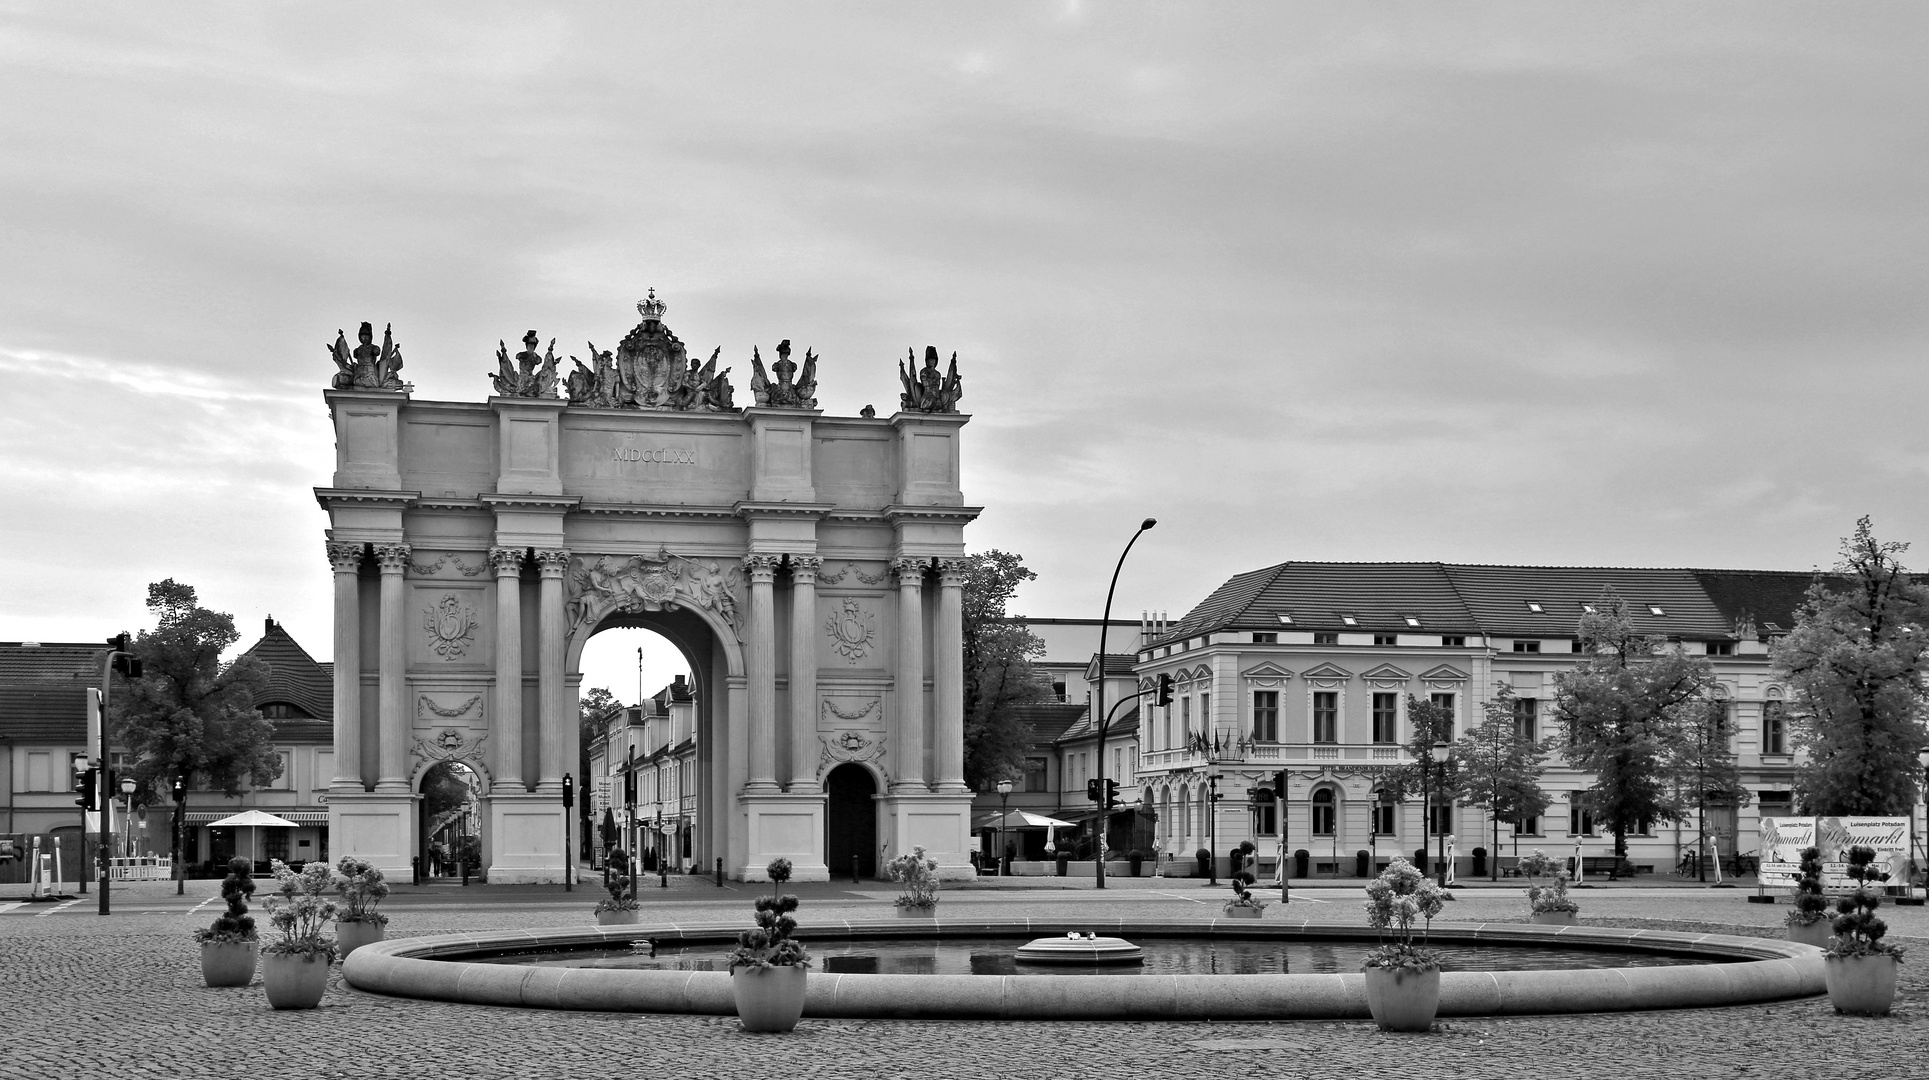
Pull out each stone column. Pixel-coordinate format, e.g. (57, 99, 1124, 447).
(892, 557, 928, 792)
(327, 542, 365, 790)
(787, 556, 822, 793)
(372, 542, 412, 793)
(535, 549, 571, 793)
(743, 554, 782, 793)
(932, 558, 968, 793)
(490, 546, 525, 790)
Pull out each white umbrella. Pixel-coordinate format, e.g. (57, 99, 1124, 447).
(206, 810, 299, 869)
(975, 810, 1078, 831)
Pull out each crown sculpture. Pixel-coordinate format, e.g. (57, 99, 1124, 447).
(323, 289, 966, 415)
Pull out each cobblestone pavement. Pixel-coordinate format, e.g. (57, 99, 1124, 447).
(3, 880, 1926, 1080)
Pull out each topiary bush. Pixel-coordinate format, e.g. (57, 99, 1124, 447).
(1827, 845, 1906, 960)
(195, 856, 257, 945)
(1786, 846, 1829, 928)
(597, 848, 638, 914)
(730, 858, 809, 970)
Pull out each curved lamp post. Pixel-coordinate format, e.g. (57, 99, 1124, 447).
(1429, 740, 1450, 887)
(1094, 518, 1156, 890)
(995, 778, 1014, 876)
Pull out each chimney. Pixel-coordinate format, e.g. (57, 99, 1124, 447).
(266, 616, 276, 635)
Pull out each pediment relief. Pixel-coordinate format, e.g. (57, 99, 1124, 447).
(1300, 662, 1353, 680)
(1419, 664, 1468, 682)
(1358, 663, 1412, 682)
(1240, 661, 1295, 680)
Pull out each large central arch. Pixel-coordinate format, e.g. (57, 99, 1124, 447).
(317, 298, 979, 882)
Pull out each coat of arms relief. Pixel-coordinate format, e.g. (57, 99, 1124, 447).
(565, 547, 745, 641)
(824, 598, 875, 663)
(423, 594, 478, 659)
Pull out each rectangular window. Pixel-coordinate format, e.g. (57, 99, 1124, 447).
(1514, 815, 1539, 836)
(1251, 632, 1277, 644)
(1761, 702, 1787, 754)
(1312, 691, 1338, 743)
(1051, 678, 1067, 701)
(264, 830, 290, 863)
(26, 752, 53, 792)
(1373, 634, 1398, 646)
(1251, 802, 1277, 836)
(1200, 692, 1211, 731)
(1569, 803, 1596, 836)
(1372, 803, 1396, 835)
(1512, 640, 1541, 653)
(1181, 696, 1190, 734)
(1251, 691, 1278, 742)
(1514, 697, 1538, 742)
(1706, 641, 1734, 656)
(271, 750, 293, 790)
(1428, 802, 1453, 835)
(1163, 706, 1173, 752)
(1313, 632, 1338, 645)
(1371, 693, 1398, 743)
(1441, 635, 1465, 648)
(1429, 693, 1455, 740)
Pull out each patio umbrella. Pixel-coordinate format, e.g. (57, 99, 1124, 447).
(206, 809, 299, 869)
(974, 810, 1078, 831)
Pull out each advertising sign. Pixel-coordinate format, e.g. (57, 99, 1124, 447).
(1816, 816, 1911, 891)
(1758, 816, 1816, 889)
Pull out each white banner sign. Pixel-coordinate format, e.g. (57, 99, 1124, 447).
(1758, 816, 1910, 891)
(1758, 816, 1815, 889)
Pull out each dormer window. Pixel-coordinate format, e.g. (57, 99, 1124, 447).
(1649, 605, 1666, 616)
(1525, 602, 1544, 614)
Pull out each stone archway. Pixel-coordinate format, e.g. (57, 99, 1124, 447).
(824, 762, 880, 879)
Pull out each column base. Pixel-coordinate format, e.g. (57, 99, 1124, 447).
(877, 791, 977, 881)
(737, 792, 830, 882)
(485, 792, 570, 884)
(327, 791, 420, 881)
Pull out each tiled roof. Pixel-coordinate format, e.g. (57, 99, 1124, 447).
(1158, 561, 1824, 646)
(1085, 653, 1139, 679)
(1009, 701, 1085, 746)
(1057, 703, 1139, 744)
(0, 680, 88, 741)
(240, 620, 332, 722)
(0, 642, 106, 681)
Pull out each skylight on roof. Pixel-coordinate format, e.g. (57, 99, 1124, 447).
(1276, 614, 1293, 625)
(1339, 614, 1358, 626)
(1649, 605, 1666, 616)
(1580, 603, 1596, 614)
(1403, 615, 1421, 628)
(1525, 602, 1544, 613)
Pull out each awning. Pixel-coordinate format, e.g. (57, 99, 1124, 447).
(189, 810, 329, 825)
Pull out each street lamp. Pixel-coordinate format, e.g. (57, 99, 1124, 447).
(118, 777, 136, 861)
(1429, 740, 1450, 887)
(1094, 517, 1156, 891)
(995, 778, 1014, 876)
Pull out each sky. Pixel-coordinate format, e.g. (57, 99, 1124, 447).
(4, 3, 1927, 705)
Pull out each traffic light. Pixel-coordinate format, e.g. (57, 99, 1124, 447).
(1086, 778, 1101, 803)
(172, 776, 186, 803)
(1273, 770, 1288, 798)
(74, 766, 98, 811)
(107, 634, 143, 678)
(623, 769, 637, 808)
(1103, 778, 1120, 809)
(562, 773, 574, 809)
(1155, 673, 1174, 707)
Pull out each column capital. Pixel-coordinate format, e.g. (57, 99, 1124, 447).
(489, 546, 526, 576)
(787, 555, 823, 584)
(743, 553, 783, 583)
(936, 557, 970, 587)
(373, 543, 412, 573)
(534, 548, 572, 576)
(892, 556, 930, 585)
(326, 541, 365, 573)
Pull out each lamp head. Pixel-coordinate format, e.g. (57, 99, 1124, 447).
(120, 776, 136, 796)
(996, 779, 1014, 795)
(1140, 518, 1157, 531)
(1430, 741, 1450, 764)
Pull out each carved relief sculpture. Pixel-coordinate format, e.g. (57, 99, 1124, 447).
(749, 339, 819, 409)
(565, 547, 746, 640)
(824, 598, 876, 664)
(410, 728, 489, 765)
(418, 694, 483, 718)
(897, 346, 962, 412)
(819, 730, 887, 772)
(328, 321, 408, 391)
(423, 594, 479, 659)
(563, 291, 736, 412)
(491, 330, 561, 398)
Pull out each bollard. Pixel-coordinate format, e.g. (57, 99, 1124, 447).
(852, 855, 860, 884)
(411, 855, 422, 887)
(715, 857, 723, 887)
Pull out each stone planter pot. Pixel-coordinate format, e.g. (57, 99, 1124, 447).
(731, 964, 808, 1032)
(200, 940, 258, 987)
(895, 905, 936, 918)
(335, 919, 386, 959)
(1824, 953, 1899, 1016)
(596, 909, 640, 926)
(1222, 905, 1264, 919)
(1363, 964, 1440, 1032)
(1785, 920, 1834, 949)
(261, 951, 330, 1010)
(1529, 910, 1577, 925)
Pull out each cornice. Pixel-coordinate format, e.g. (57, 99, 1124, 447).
(573, 502, 739, 520)
(478, 493, 582, 511)
(735, 501, 836, 520)
(882, 504, 983, 525)
(314, 488, 421, 510)
(412, 499, 489, 513)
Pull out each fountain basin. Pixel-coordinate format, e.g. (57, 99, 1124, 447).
(1013, 935, 1145, 965)
(340, 918, 1824, 1021)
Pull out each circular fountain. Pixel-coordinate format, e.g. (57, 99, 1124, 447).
(1012, 933, 1145, 965)
(342, 918, 1824, 1021)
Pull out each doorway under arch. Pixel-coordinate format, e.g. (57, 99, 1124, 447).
(825, 763, 878, 879)
(420, 760, 480, 879)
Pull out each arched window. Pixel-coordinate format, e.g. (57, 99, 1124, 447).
(1311, 787, 1336, 836)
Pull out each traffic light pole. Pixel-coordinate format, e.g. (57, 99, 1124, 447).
(96, 649, 117, 916)
(1092, 518, 1156, 891)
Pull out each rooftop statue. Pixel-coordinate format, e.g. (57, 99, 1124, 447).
(491, 330, 560, 398)
(749, 339, 819, 409)
(898, 346, 962, 413)
(329, 321, 408, 391)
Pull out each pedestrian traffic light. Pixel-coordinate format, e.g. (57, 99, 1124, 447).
(1086, 778, 1101, 802)
(1104, 778, 1120, 809)
(74, 767, 97, 811)
(1155, 673, 1174, 707)
(172, 776, 186, 803)
(562, 773, 574, 809)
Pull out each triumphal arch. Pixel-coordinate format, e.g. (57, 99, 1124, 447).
(316, 293, 978, 882)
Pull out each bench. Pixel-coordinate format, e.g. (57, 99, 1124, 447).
(1496, 856, 1521, 878)
(1579, 855, 1630, 879)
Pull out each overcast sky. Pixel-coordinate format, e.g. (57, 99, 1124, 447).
(4, 4, 1927, 703)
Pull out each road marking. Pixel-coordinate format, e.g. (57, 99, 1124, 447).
(36, 899, 82, 917)
(0, 902, 25, 915)
(188, 894, 221, 915)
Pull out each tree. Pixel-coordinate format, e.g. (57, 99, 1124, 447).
(1554, 589, 1714, 866)
(1771, 516, 1929, 815)
(1673, 696, 1750, 880)
(1453, 684, 1553, 878)
(960, 550, 1053, 790)
(111, 580, 279, 801)
(1378, 696, 1462, 869)
(578, 686, 622, 859)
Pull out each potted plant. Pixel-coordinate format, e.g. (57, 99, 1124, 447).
(1126, 850, 1144, 878)
(596, 849, 640, 926)
(1222, 873, 1268, 919)
(195, 856, 260, 987)
(1823, 845, 1906, 1015)
(1361, 856, 1447, 1032)
(332, 856, 390, 959)
(1195, 847, 1212, 878)
(728, 857, 810, 1032)
(1520, 849, 1579, 925)
(887, 846, 940, 916)
(260, 859, 339, 1010)
(1784, 846, 1833, 949)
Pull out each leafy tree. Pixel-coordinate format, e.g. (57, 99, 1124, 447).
(1554, 589, 1714, 866)
(960, 550, 1053, 790)
(1771, 517, 1929, 815)
(1453, 684, 1553, 878)
(1673, 696, 1751, 880)
(1377, 696, 1462, 870)
(111, 580, 279, 801)
(578, 686, 622, 859)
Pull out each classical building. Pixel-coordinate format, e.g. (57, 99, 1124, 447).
(1132, 562, 1822, 879)
(317, 294, 978, 882)
(587, 676, 698, 871)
